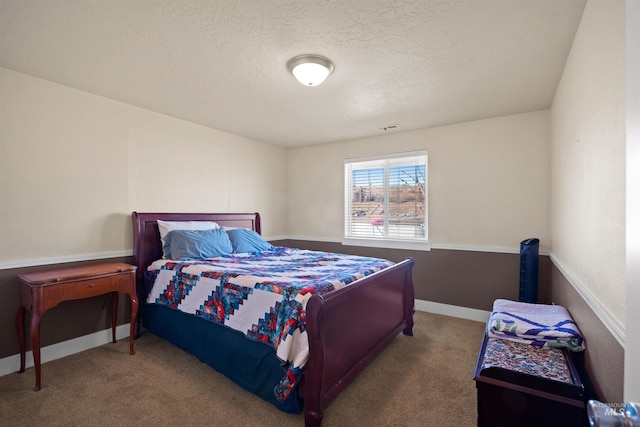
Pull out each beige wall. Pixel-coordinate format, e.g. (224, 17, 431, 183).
(0, 67, 288, 265)
(287, 110, 550, 251)
(549, 0, 626, 329)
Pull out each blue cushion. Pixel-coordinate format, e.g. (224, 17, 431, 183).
(164, 228, 233, 260)
(226, 228, 273, 253)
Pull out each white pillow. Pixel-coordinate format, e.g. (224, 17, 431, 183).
(157, 220, 220, 258)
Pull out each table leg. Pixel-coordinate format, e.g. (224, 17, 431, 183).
(30, 311, 42, 391)
(111, 292, 118, 344)
(15, 306, 26, 373)
(129, 292, 138, 355)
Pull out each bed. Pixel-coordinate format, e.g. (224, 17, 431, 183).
(132, 212, 415, 426)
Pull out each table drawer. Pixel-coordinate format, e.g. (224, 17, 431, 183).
(64, 276, 115, 299)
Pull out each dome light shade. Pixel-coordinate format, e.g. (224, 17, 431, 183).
(287, 54, 334, 86)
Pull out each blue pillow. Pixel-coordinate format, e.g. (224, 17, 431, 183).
(164, 228, 233, 260)
(226, 228, 273, 253)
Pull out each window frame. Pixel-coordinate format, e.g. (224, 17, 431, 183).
(343, 150, 430, 251)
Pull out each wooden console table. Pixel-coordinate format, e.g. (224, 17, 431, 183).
(15, 262, 138, 391)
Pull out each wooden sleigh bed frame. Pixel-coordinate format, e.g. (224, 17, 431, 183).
(132, 212, 415, 426)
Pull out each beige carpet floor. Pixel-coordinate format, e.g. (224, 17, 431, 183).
(0, 311, 486, 426)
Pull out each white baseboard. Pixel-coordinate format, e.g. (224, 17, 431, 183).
(0, 324, 131, 378)
(414, 299, 491, 323)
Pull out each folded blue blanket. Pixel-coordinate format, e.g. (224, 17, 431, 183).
(487, 299, 585, 352)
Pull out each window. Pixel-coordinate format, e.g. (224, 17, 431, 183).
(344, 151, 428, 250)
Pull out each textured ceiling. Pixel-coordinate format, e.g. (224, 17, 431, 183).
(0, 0, 587, 148)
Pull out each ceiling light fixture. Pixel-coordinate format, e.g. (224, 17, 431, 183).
(287, 54, 334, 86)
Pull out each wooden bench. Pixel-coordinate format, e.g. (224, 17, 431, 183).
(473, 333, 586, 427)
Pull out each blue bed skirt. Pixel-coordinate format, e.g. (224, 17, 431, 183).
(141, 303, 303, 414)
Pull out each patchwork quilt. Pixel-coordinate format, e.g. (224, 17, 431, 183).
(487, 299, 585, 352)
(144, 246, 394, 401)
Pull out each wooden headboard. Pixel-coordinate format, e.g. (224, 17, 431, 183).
(131, 212, 261, 299)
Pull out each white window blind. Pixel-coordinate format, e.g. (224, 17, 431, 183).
(344, 151, 428, 247)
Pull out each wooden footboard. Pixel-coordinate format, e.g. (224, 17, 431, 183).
(303, 257, 415, 426)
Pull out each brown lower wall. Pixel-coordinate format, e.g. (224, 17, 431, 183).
(0, 256, 133, 359)
(549, 263, 624, 403)
(0, 246, 624, 405)
(1, 245, 541, 358)
(274, 239, 553, 310)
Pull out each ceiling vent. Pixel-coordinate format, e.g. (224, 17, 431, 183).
(377, 124, 400, 132)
